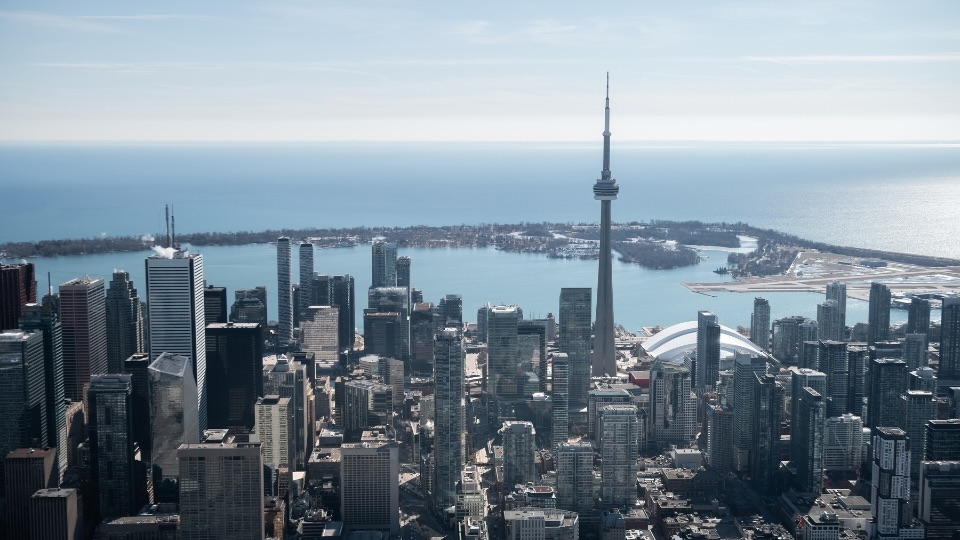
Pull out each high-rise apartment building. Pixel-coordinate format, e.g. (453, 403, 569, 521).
(19, 302, 67, 479)
(0, 262, 36, 331)
(433, 326, 465, 514)
(818, 300, 844, 342)
(823, 413, 863, 474)
(733, 353, 767, 472)
(790, 368, 827, 461)
(599, 404, 638, 509)
(940, 297, 960, 379)
(396, 255, 411, 288)
(59, 277, 107, 401)
(340, 430, 399, 534)
(205, 322, 263, 432)
(592, 76, 619, 379)
(650, 360, 696, 449)
(826, 281, 847, 337)
(28, 488, 79, 540)
(502, 421, 537, 487)
(0, 329, 48, 494)
(866, 358, 907, 433)
(868, 282, 892, 346)
(818, 340, 850, 417)
(907, 297, 931, 335)
(793, 387, 825, 494)
(148, 353, 199, 499)
(277, 237, 293, 342)
(551, 352, 570, 449)
(847, 344, 869, 417)
(559, 288, 592, 407)
(88, 374, 139, 520)
(146, 249, 207, 431)
(707, 405, 735, 473)
(104, 270, 144, 373)
(772, 316, 809, 364)
(750, 297, 771, 350)
(751, 373, 783, 495)
(871, 428, 918, 540)
(902, 390, 935, 485)
(371, 240, 398, 288)
(178, 442, 264, 540)
(556, 441, 594, 522)
(299, 242, 314, 320)
(489, 305, 521, 402)
(697, 311, 720, 391)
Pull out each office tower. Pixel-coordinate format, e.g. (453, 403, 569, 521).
(826, 281, 847, 336)
(178, 442, 264, 540)
(902, 390, 935, 485)
(396, 255, 411, 288)
(818, 300, 844, 342)
(751, 373, 783, 495)
(255, 395, 295, 479)
(363, 309, 401, 359)
(907, 297, 931, 335)
(368, 286, 410, 360)
(823, 413, 863, 474)
(518, 320, 547, 392)
(59, 277, 107, 401)
(650, 360, 696, 449)
(917, 461, 960, 540)
(556, 441, 594, 520)
(264, 355, 312, 469)
(818, 340, 850, 417)
(940, 297, 960, 379)
(300, 306, 338, 372)
(799, 340, 820, 370)
(847, 344, 868, 417)
(909, 367, 937, 394)
(0, 330, 47, 495)
(504, 509, 579, 539)
(477, 304, 492, 343)
(489, 305, 521, 401)
(502, 421, 537, 486)
(19, 303, 67, 479)
(340, 378, 393, 435)
(29, 488, 79, 540)
(592, 76, 619, 379)
(299, 242, 314, 319)
(925, 420, 960, 461)
(772, 315, 808, 363)
(790, 368, 827, 459)
(371, 240, 398, 289)
(359, 354, 403, 409)
(204, 322, 263, 434)
(4, 447, 56, 539)
(146, 249, 208, 431)
(314, 274, 355, 357)
(599, 404, 638, 508)
(866, 358, 907, 433)
(793, 387, 825, 494)
(410, 303, 435, 373)
(118, 355, 151, 464)
(277, 236, 293, 342)
(696, 311, 720, 390)
(105, 271, 144, 374)
(433, 326, 465, 514)
(707, 405, 735, 473)
(750, 297, 771, 350)
(801, 318, 819, 343)
(340, 430, 399, 534)
(551, 353, 570, 450)
(202, 285, 227, 326)
(88, 374, 138, 519)
(587, 387, 630, 440)
(733, 353, 767, 471)
(148, 353, 199, 500)
(231, 286, 268, 327)
(0, 262, 36, 331)
(435, 293, 463, 328)
(868, 282, 892, 346)
(871, 428, 915, 540)
(559, 288, 592, 407)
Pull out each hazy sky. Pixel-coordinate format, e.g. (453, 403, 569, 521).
(2, 1, 958, 141)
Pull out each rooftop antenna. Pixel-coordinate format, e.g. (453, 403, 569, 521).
(47, 272, 52, 296)
(171, 206, 176, 249)
(165, 204, 172, 248)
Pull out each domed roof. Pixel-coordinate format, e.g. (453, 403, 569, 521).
(642, 320, 763, 362)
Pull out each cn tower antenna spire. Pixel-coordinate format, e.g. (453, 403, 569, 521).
(602, 72, 612, 181)
(592, 72, 619, 378)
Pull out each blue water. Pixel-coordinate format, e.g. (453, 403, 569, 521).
(0, 142, 955, 331)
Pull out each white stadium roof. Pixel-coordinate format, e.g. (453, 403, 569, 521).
(642, 320, 764, 362)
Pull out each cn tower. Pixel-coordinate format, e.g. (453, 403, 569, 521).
(591, 73, 619, 377)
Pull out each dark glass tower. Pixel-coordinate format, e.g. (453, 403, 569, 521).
(0, 262, 36, 331)
(592, 74, 619, 378)
(205, 322, 264, 433)
(203, 285, 227, 325)
(560, 287, 592, 407)
(940, 297, 960, 379)
(105, 271, 144, 374)
(867, 281, 891, 345)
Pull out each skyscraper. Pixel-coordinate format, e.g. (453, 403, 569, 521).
(696, 311, 720, 391)
(231, 286, 268, 328)
(205, 322, 263, 432)
(88, 374, 139, 520)
(263, 355, 312, 469)
(871, 428, 916, 540)
(255, 395, 295, 479)
(559, 288, 592, 407)
(917, 461, 960, 540)
(599, 404, 638, 509)
(907, 297, 931, 335)
(751, 373, 783, 495)
(19, 302, 67, 480)
(592, 75, 619, 379)
(148, 353, 199, 502)
(433, 326, 465, 514)
(368, 286, 411, 360)
(4, 447, 56, 539)
(551, 352, 570, 450)
(146, 249, 207, 431)
(651, 360, 696, 449)
(556, 440, 594, 527)
(823, 413, 863, 474)
(868, 282, 891, 346)
(28, 488, 79, 540)
(0, 262, 36, 331)
(819, 340, 850, 417)
(277, 237, 293, 342)
(314, 274, 355, 357)
(901, 390, 934, 486)
(105, 270, 144, 374)
(0, 329, 48, 493)
(866, 358, 907, 433)
(501, 421, 537, 487)
(299, 241, 314, 321)
(59, 277, 107, 401)
(340, 430, 399, 534)
(301, 305, 340, 370)
(371, 239, 398, 288)
(826, 281, 847, 336)
(817, 300, 844, 342)
(178, 442, 264, 540)
(925, 419, 960, 461)
(750, 297, 770, 350)
(940, 297, 960, 379)
(793, 387, 825, 494)
(903, 333, 928, 370)
(488, 305, 521, 402)
(396, 255, 411, 288)
(733, 353, 767, 472)
(789, 367, 827, 462)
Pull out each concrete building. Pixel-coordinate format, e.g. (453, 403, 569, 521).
(650, 360, 696, 449)
(793, 387, 825, 494)
(751, 297, 771, 351)
(59, 276, 107, 401)
(867, 282, 892, 346)
(504, 508, 579, 540)
(823, 414, 864, 474)
(178, 442, 264, 540)
(489, 305, 522, 402)
(340, 429, 399, 534)
(502, 421, 537, 487)
(28, 488, 79, 540)
(4, 447, 57, 539)
(264, 355, 312, 469)
(707, 405, 734, 473)
(556, 441, 595, 524)
(433, 326, 466, 515)
(818, 300, 844, 343)
(592, 76, 620, 379)
(599, 404, 638, 509)
(313, 274, 355, 358)
(552, 353, 570, 449)
(871, 428, 922, 540)
(277, 236, 293, 343)
(255, 395, 295, 477)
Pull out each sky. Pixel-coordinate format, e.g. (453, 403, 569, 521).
(1, 1, 959, 141)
